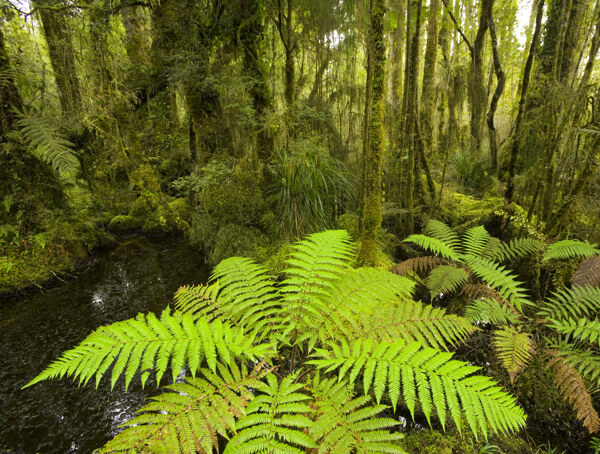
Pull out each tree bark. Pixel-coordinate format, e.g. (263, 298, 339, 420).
(358, 0, 386, 266)
(0, 26, 22, 136)
(486, 0, 505, 172)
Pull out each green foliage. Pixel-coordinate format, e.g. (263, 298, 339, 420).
(403, 233, 460, 261)
(493, 327, 535, 384)
(16, 113, 80, 183)
(542, 239, 600, 262)
(427, 266, 470, 299)
(26, 230, 527, 451)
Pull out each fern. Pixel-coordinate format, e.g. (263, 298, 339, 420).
(573, 256, 600, 288)
(224, 373, 317, 453)
(309, 338, 527, 439)
(493, 327, 535, 383)
(461, 284, 504, 304)
(24, 308, 271, 390)
(549, 317, 600, 346)
(309, 375, 405, 453)
(403, 234, 460, 261)
(465, 299, 521, 326)
(174, 282, 222, 321)
(426, 265, 469, 299)
(543, 239, 600, 262)
(549, 340, 600, 386)
(353, 300, 476, 350)
(546, 350, 600, 433)
(425, 220, 461, 253)
(462, 226, 491, 257)
(16, 113, 80, 182)
(536, 285, 600, 322)
(462, 256, 531, 311)
(485, 238, 544, 262)
(101, 362, 263, 453)
(392, 256, 444, 276)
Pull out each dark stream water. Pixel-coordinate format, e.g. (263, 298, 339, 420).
(0, 235, 210, 453)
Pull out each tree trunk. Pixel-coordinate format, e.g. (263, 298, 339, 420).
(0, 26, 22, 135)
(486, 0, 505, 172)
(358, 0, 386, 266)
(35, 0, 82, 116)
(420, 0, 440, 157)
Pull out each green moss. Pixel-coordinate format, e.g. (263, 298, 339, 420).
(108, 215, 140, 231)
(207, 223, 269, 266)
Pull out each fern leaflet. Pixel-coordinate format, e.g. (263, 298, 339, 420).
(425, 220, 461, 253)
(573, 256, 600, 288)
(485, 238, 544, 262)
(426, 265, 469, 299)
(543, 239, 600, 262)
(402, 234, 460, 261)
(465, 299, 521, 326)
(493, 327, 535, 383)
(392, 256, 444, 276)
(536, 285, 600, 322)
(462, 226, 491, 257)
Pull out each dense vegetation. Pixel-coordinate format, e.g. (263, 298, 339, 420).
(2, 0, 600, 451)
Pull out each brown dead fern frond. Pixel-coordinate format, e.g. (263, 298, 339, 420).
(546, 349, 600, 433)
(573, 256, 600, 288)
(392, 256, 445, 276)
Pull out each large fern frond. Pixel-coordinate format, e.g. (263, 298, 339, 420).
(549, 340, 600, 386)
(461, 284, 504, 304)
(402, 234, 460, 261)
(210, 257, 280, 337)
(309, 375, 405, 453)
(355, 300, 475, 350)
(573, 256, 600, 288)
(546, 350, 600, 433)
(484, 238, 544, 262)
(426, 265, 469, 299)
(465, 299, 521, 326)
(24, 309, 271, 390)
(224, 373, 317, 453)
(493, 327, 535, 383)
(537, 285, 600, 322)
(16, 114, 80, 182)
(309, 339, 527, 439)
(463, 256, 531, 312)
(462, 226, 491, 257)
(392, 256, 444, 276)
(549, 317, 600, 346)
(543, 240, 600, 262)
(425, 220, 461, 253)
(174, 282, 222, 321)
(100, 362, 263, 453)
(280, 230, 354, 345)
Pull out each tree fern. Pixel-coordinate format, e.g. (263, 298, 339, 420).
(309, 338, 527, 439)
(484, 238, 544, 262)
(492, 327, 535, 383)
(309, 375, 405, 453)
(426, 265, 469, 299)
(465, 299, 521, 326)
(24, 308, 271, 389)
(549, 340, 600, 386)
(224, 373, 317, 453)
(546, 350, 600, 433)
(462, 226, 491, 257)
(392, 256, 444, 276)
(536, 285, 600, 322)
(549, 317, 600, 346)
(402, 234, 460, 261)
(16, 113, 80, 182)
(101, 362, 263, 453)
(542, 239, 600, 262)
(461, 284, 504, 304)
(174, 282, 222, 321)
(573, 256, 600, 288)
(462, 256, 531, 311)
(425, 219, 461, 253)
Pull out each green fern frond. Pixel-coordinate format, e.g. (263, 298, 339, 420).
(425, 220, 461, 253)
(549, 340, 600, 386)
(463, 256, 530, 312)
(543, 239, 600, 262)
(101, 362, 263, 453)
(392, 256, 444, 276)
(493, 327, 535, 383)
(16, 114, 80, 182)
(24, 308, 271, 390)
(462, 226, 491, 257)
(280, 230, 354, 345)
(211, 257, 280, 337)
(225, 373, 317, 453)
(537, 285, 600, 322)
(465, 299, 521, 326)
(573, 256, 600, 288)
(546, 350, 600, 433)
(309, 375, 405, 453)
(309, 339, 527, 439)
(354, 300, 476, 350)
(403, 234, 460, 261)
(461, 284, 504, 304)
(426, 265, 469, 299)
(174, 282, 222, 321)
(485, 238, 544, 262)
(549, 317, 600, 346)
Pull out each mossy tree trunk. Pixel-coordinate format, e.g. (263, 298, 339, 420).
(420, 0, 439, 158)
(469, 0, 490, 152)
(0, 25, 22, 135)
(239, 0, 274, 163)
(35, 0, 82, 116)
(486, 0, 505, 172)
(358, 0, 385, 266)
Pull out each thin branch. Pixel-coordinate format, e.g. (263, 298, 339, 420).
(441, 0, 474, 56)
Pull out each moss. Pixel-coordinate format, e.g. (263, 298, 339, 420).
(336, 213, 360, 240)
(108, 215, 140, 232)
(207, 223, 269, 266)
